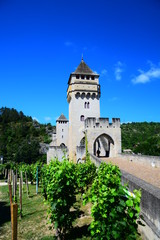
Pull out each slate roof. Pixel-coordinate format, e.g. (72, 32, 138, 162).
(73, 59, 94, 75)
(56, 113, 68, 122)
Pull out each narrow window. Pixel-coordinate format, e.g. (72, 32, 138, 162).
(84, 102, 87, 108)
(86, 76, 89, 80)
(76, 75, 79, 79)
(62, 135, 63, 138)
(91, 76, 94, 80)
(87, 102, 90, 109)
(81, 75, 84, 79)
(62, 129, 64, 132)
(80, 115, 85, 121)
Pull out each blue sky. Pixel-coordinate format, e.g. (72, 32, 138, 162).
(0, 0, 160, 125)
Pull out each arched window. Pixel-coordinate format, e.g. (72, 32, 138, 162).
(87, 102, 90, 109)
(80, 115, 85, 121)
(84, 102, 87, 108)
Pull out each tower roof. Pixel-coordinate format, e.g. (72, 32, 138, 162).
(68, 58, 99, 84)
(56, 113, 68, 122)
(73, 58, 94, 75)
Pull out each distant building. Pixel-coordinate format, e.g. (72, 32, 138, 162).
(47, 58, 121, 163)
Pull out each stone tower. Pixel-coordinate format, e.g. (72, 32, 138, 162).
(67, 58, 101, 161)
(56, 114, 69, 147)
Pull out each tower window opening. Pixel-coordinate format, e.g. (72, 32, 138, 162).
(91, 76, 94, 80)
(84, 102, 90, 108)
(80, 115, 85, 121)
(86, 76, 89, 80)
(62, 129, 64, 132)
(76, 75, 79, 79)
(81, 75, 84, 79)
(62, 135, 63, 138)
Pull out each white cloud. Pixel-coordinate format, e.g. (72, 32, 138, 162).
(44, 116, 52, 122)
(64, 41, 73, 47)
(114, 61, 124, 81)
(132, 63, 160, 84)
(101, 69, 107, 76)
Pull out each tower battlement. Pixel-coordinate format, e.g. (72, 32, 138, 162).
(84, 117, 120, 129)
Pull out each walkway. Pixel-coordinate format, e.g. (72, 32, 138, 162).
(102, 157, 160, 189)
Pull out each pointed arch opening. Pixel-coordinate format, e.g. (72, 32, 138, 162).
(93, 134, 114, 158)
(60, 143, 66, 147)
(80, 137, 85, 146)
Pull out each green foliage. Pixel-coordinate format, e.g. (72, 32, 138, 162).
(85, 163, 141, 240)
(0, 107, 54, 164)
(121, 122, 160, 156)
(76, 162, 97, 194)
(41, 159, 142, 239)
(85, 132, 90, 162)
(43, 159, 78, 238)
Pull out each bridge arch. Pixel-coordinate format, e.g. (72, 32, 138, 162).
(93, 133, 114, 158)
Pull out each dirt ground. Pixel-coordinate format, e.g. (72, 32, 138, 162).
(102, 157, 160, 189)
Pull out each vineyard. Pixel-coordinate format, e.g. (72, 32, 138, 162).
(0, 158, 142, 240)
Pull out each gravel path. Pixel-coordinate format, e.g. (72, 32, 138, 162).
(102, 157, 160, 189)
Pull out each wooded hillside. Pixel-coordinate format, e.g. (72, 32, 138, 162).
(0, 107, 55, 164)
(121, 122, 160, 156)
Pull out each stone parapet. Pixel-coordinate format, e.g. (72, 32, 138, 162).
(84, 117, 120, 129)
(119, 153, 160, 168)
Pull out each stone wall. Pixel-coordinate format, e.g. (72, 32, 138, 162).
(90, 154, 160, 240)
(76, 146, 85, 162)
(121, 171, 160, 240)
(47, 146, 68, 164)
(119, 153, 160, 168)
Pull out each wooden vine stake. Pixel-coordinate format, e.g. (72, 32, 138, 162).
(21, 171, 23, 193)
(19, 177, 22, 219)
(14, 174, 16, 201)
(36, 166, 38, 194)
(8, 172, 12, 208)
(15, 169, 17, 192)
(12, 173, 15, 198)
(11, 203, 18, 240)
(5, 169, 7, 179)
(25, 171, 29, 197)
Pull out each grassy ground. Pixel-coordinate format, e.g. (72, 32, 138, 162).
(0, 178, 142, 240)
(0, 182, 91, 240)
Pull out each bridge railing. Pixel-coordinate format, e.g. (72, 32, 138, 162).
(89, 153, 160, 240)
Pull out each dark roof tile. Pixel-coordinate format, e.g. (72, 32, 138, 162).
(74, 59, 94, 74)
(56, 114, 68, 122)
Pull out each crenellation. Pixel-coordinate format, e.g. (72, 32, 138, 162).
(84, 117, 120, 129)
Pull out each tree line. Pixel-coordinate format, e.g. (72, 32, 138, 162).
(0, 107, 55, 164)
(121, 122, 160, 156)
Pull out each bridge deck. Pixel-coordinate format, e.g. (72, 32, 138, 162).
(101, 157, 160, 189)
